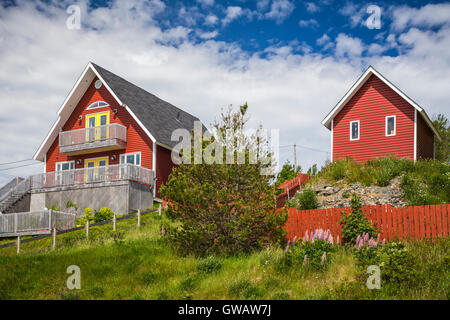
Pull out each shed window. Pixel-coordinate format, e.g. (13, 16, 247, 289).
(87, 101, 109, 110)
(386, 116, 396, 136)
(350, 120, 359, 141)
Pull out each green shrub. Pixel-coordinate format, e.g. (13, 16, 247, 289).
(339, 194, 377, 244)
(94, 207, 114, 223)
(47, 203, 60, 211)
(291, 239, 334, 270)
(296, 189, 318, 210)
(378, 242, 420, 285)
(197, 256, 223, 274)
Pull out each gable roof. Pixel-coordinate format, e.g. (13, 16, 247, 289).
(321, 66, 442, 141)
(33, 62, 204, 161)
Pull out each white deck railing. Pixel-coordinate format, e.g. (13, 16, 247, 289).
(0, 210, 76, 237)
(30, 164, 154, 190)
(59, 123, 127, 148)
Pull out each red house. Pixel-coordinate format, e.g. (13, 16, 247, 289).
(322, 66, 442, 163)
(0, 62, 204, 214)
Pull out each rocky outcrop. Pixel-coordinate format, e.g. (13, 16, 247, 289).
(308, 177, 406, 208)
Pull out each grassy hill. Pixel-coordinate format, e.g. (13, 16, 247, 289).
(0, 211, 448, 300)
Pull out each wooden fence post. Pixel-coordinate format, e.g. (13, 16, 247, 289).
(52, 228, 56, 250)
(17, 236, 21, 255)
(137, 210, 141, 227)
(113, 214, 116, 231)
(86, 219, 89, 239)
(158, 204, 162, 216)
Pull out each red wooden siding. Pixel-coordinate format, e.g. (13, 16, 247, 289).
(285, 204, 450, 242)
(46, 77, 153, 172)
(156, 145, 177, 197)
(332, 74, 415, 163)
(416, 113, 434, 159)
(276, 173, 311, 208)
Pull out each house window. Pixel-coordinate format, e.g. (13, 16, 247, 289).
(350, 120, 360, 141)
(87, 101, 109, 110)
(56, 161, 75, 171)
(120, 152, 141, 166)
(386, 115, 396, 136)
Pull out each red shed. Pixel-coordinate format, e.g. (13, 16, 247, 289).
(322, 66, 442, 163)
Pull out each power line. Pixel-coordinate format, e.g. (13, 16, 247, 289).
(0, 162, 43, 172)
(279, 144, 328, 154)
(0, 158, 34, 166)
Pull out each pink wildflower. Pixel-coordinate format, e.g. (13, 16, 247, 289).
(376, 233, 381, 243)
(328, 234, 333, 244)
(336, 235, 340, 244)
(321, 252, 327, 265)
(304, 231, 309, 242)
(364, 232, 369, 242)
(161, 225, 165, 237)
(293, 236, 297, 246)
(285, 240, 290, 252)
(382, 238, 386, 245)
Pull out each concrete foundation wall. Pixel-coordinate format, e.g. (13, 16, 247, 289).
(30, 181, 153, 216)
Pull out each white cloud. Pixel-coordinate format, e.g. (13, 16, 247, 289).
(265, 0, 295, 24)
(338, 2, 365, 28)
(391, 3, 450, 31)
(204, 14, 218, 26)
(316, 33, 333, 50)
(197, 0, 214, 6)
(222, 6, 244, 26)
(335, 33, 364, 59)
(298, 19, 319, 28)
(0, 1, 449, 187)
(198, 30, 219, 39)
(305, 2, 320, 13)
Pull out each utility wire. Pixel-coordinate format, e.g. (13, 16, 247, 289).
(0, 162, 43, 172)
(279, 144, 328, 154)
(0, 158, 35, 166)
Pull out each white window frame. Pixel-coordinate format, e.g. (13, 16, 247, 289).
(120, 152, 141, 166)
(350, 120, 360, 141)
(86, 101, 110, 110)
(55, 161, 75, 171)
(385, 115, 396, 137)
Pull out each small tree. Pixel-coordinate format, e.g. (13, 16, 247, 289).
(339, 194, 377, 244)
(432, 114, 449, 162)
(296, 189, 318, 210)
(160, 104, 288, 256)
(276, 161, 301, 185)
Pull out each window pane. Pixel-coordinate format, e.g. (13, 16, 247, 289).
(352, 122, 359, 139)
(387, 117, 395, 135)
(136, 153, 140, 165)
(127, 154, 135, 164)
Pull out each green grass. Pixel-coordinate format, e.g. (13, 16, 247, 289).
(309, 157, 450, 206)
(0, 212, 448, 300)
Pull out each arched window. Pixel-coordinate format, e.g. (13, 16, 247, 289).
(87, 101, 109, 110)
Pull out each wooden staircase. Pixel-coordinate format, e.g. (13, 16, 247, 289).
(0, 177, 31, 213)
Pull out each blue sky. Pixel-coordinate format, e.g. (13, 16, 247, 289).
(0, 0, 449, 185)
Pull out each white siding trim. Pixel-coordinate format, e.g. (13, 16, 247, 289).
(414, 109, 417, 161)
(153, 141, 157, 197)
(330, 119, 333, 162)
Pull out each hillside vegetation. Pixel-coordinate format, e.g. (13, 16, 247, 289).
(308, 157, 449, 206)
(0, 211, 448, 300)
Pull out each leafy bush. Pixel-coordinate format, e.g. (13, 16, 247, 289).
(47, 203, 60, 211)
(354, 241, 421, 286)
(339, 194, 377, 244)
(94, 207, 114, 223)
(296, 189, 318, 210)
(197, 256, 223, 274)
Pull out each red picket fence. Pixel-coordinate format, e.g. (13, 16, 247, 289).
(285, 204, 450, 242)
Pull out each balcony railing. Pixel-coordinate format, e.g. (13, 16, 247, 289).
(30, 164, 154, 190)
(59, 123, 127, 155)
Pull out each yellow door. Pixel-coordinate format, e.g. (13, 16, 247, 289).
(86, 112, 109, 142)
(85, 157, 108, 182)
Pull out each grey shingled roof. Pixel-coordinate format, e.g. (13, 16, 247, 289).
(91, 62, 203, 148)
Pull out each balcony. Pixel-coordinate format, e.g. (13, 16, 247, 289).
(30, 164, 154, 191)
(59, 123, 127, 156)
